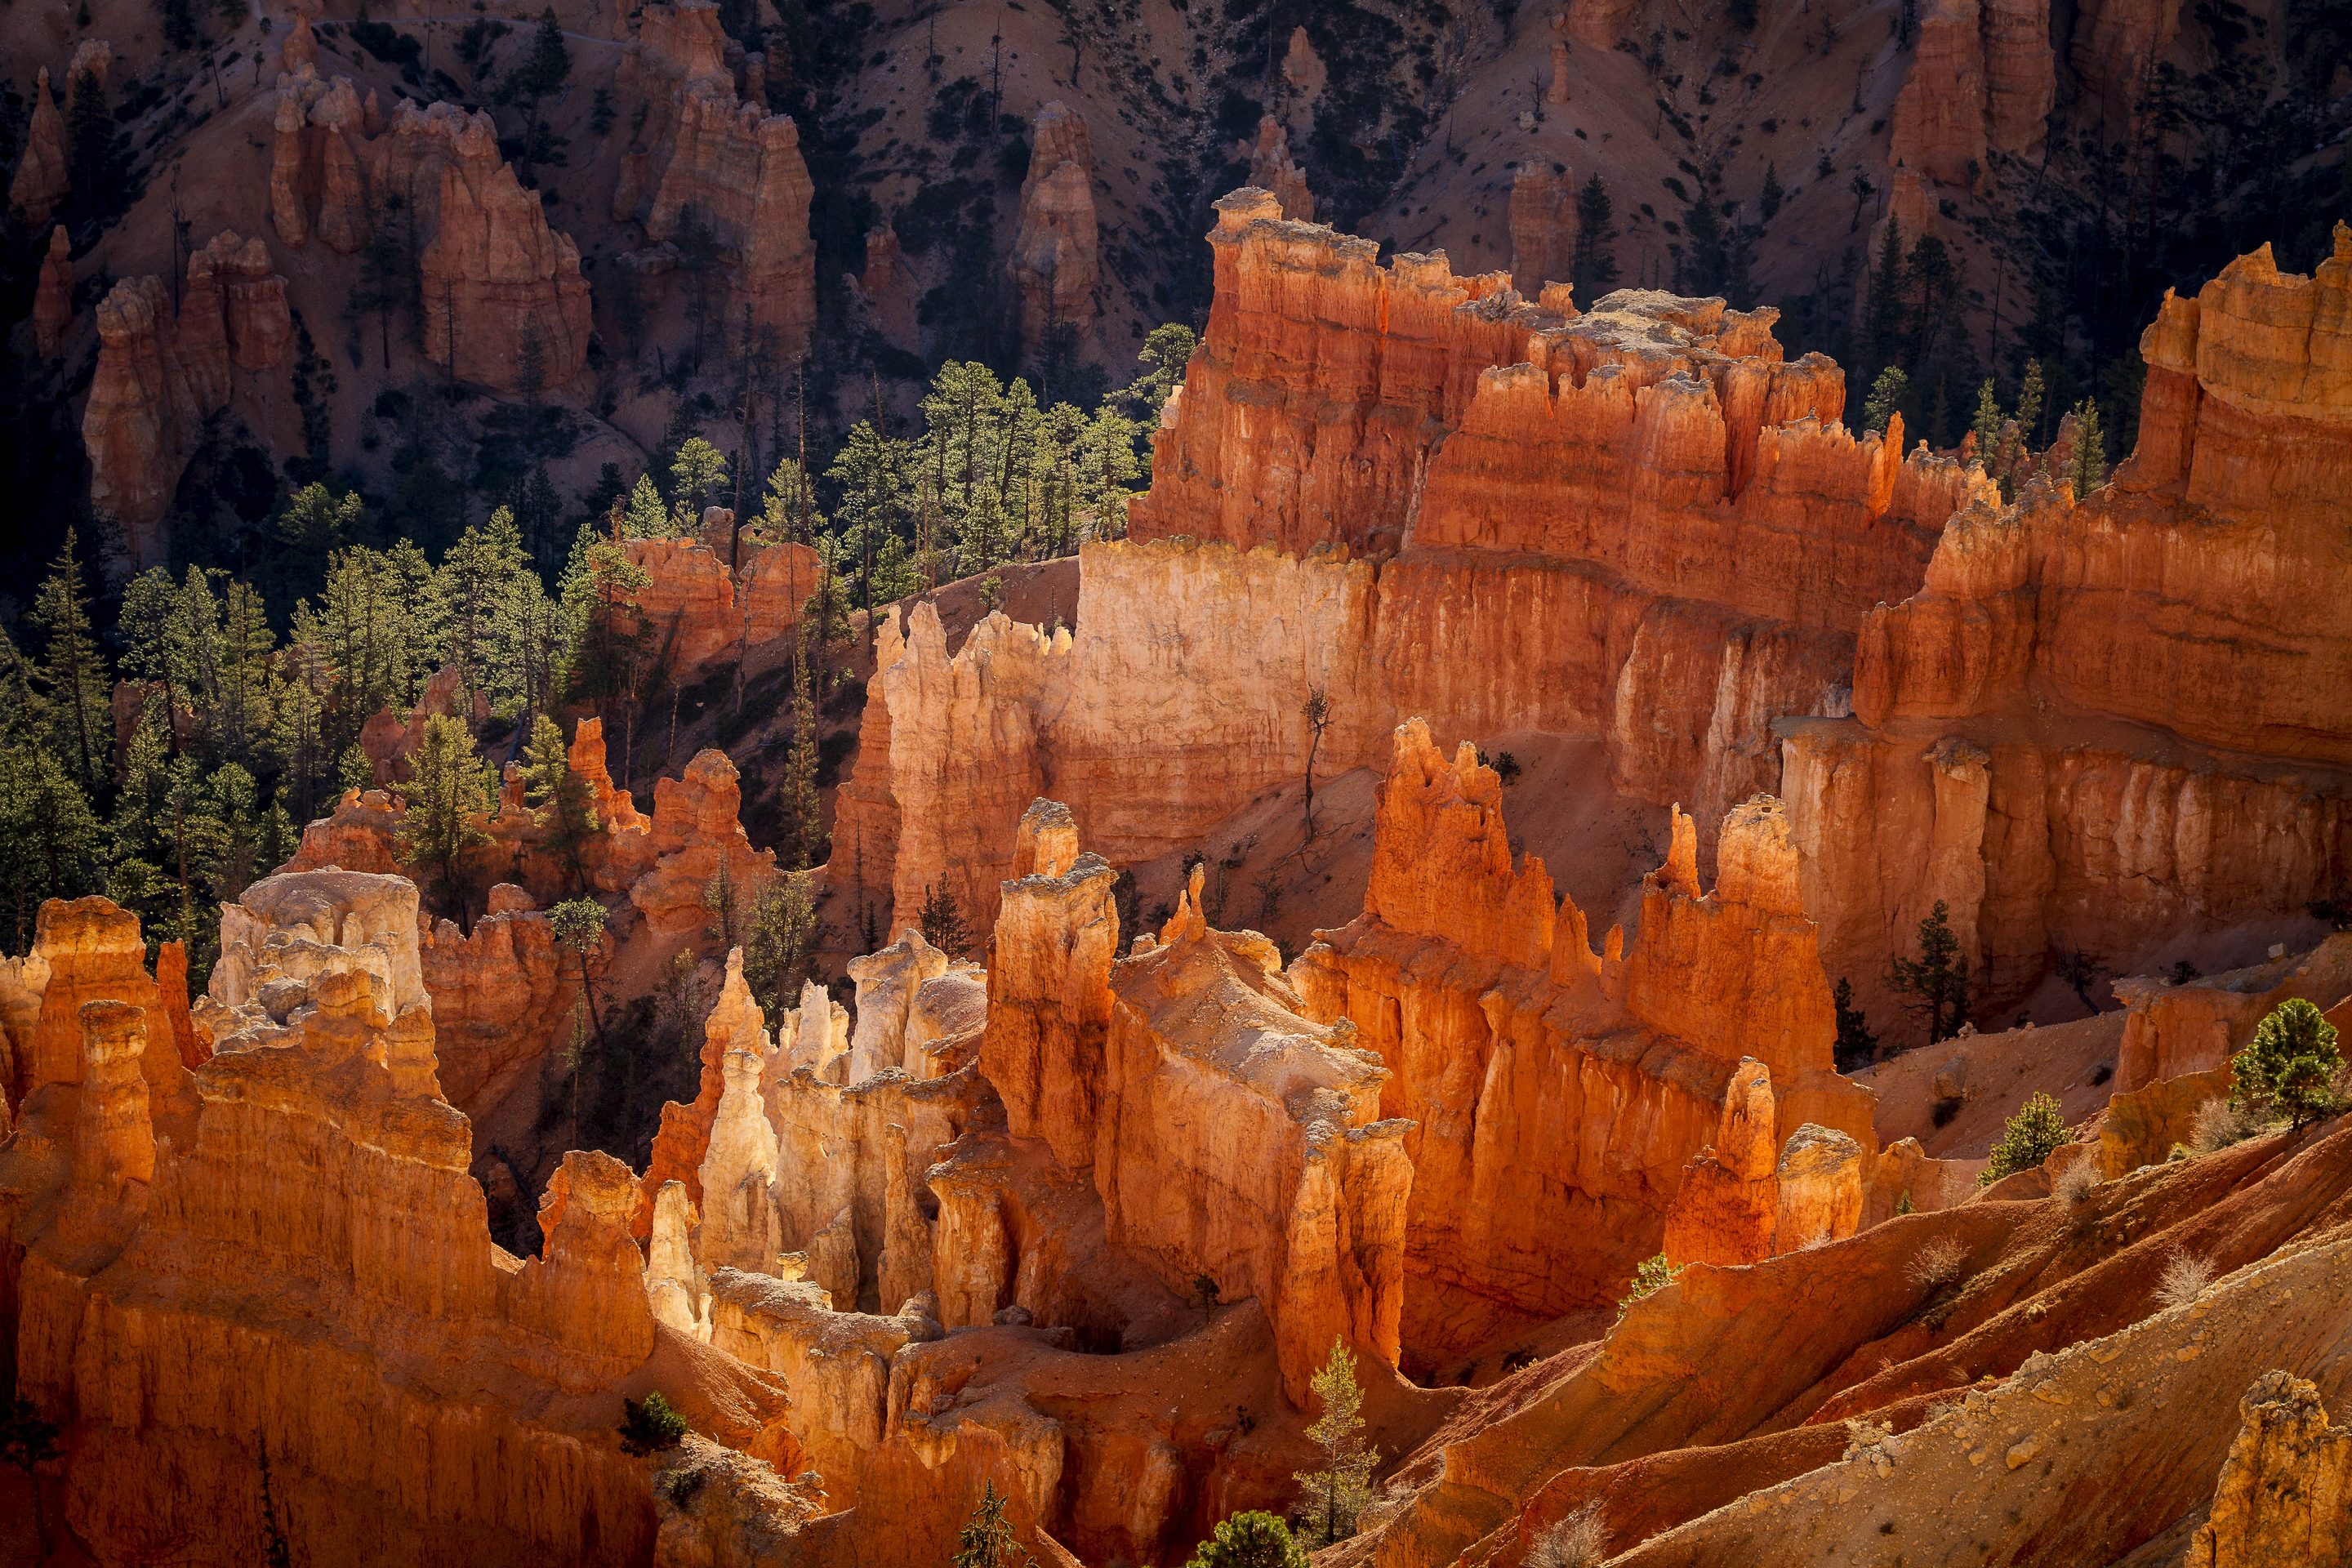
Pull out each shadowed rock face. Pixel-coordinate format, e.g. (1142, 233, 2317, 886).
(1009, 101, 1099, 348)
(83, 232, 293, 566)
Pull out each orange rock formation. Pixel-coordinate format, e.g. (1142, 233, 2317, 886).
(1290, 722, 1874, 1361)
(1891, 0, 1988, 189)
(7, 69, 69, 224)
(83, 232, 294, 564)
(1787, 225, 2352, 1030)
(1247, 117, 1315, 223)
(32, 225, 71, 358)
(1508, 162, 1574, 294)
(843, 194, 1986, 941)
(616, 1, 816, 358)
(0, 881, 747, 1566)
(623, 514, 824, 671)
(1009, 102, 1100, 348)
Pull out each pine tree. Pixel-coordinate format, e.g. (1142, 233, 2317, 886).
(0, 742, 107, 951)
(1570, 175, 1620, 301)
(207, 577, 277, 769)
(1294, 1341, 1376, 1546)
(2014, 359, 2047, 449)
(30, 530, 114, 800)
(396, 715, 494, 923)
(1760, 162, 1784, 220)
(782, 643, 823, 868)
(742, 871, 819, 1022)
(1186, 1513, 1308, 1568)
(1860, 222, 1907, 380)
(1968, 379, 2002, 465)
(951, 1481, 1032, 1568)
(65, 66, 122, 221)
(920, 882, 975, 959)
(2231, 998, 2342, 1131)
(1886, 899, 1971, 1043)
(1980, 1090, 2067, 1184)
(622, 473, 670, 538)
(2068, 399, 2107, 499)
(1832, 977, 1879, 1070)
(668, 437, 730, 528)
(439, 506, 535, 720)
(1862, 366, 1910, 437)
(520, 713, 600, 893)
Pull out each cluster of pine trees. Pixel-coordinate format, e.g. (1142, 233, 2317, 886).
(0, 336, 1190, 981)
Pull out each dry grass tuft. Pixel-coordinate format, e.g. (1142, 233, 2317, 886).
(2054, 1160, 2100, 1205)
(2189, 1100, 2257, 1155)
(2153, 1252, 2215, 1310)
(1530, 1503, 1609, 1568)
(1906, 1234, 1968, 1293)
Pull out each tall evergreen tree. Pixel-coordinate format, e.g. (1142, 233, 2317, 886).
(1570, 175, 1620, 301)
(30, 531, 114, 800)
(397, 715, 495, 922)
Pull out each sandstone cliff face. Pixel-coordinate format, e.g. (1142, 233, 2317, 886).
(83, 233, 294, 565)
(617, 1, 816, 358)
(396, 102, 594, 390)
(625, 520, 824, 672)
(1788, 229, 2352, 1031)
(1290, 722, 1875, 1366)
(863, 602, 1072, 935)
(2072, 0, 2182, 130)
(1980, 0, 2055, 156)
(1102, 872, 1411, 1403)
(0, 884, 679, 1567)
(1891, 0, 1989, 189)
(1009, 101, 1100, 349)
(271, 69, 373, 252)
(421, 888, 570, 1116)
(33, 225, 72, 358)
(7, 69, 69, 224)
(2189, 1370, 2352, 1568)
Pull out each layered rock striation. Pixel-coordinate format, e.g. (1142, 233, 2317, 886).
(842, 197, 1985, 930)
(1786, 228, 2352, 1030)
(1289, 723, 1875, 1363)
(0, 880, 686, 1566)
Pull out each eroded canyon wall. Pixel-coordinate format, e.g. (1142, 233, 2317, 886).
(1787, 226, 2352, 1028)
(840, 192, 1987, 936)
(0, 880, 693, 1567)
(1290, 722, 1874, 1365)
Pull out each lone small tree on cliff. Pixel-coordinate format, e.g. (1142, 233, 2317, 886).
(1299, 686, 1332, 843)
(2233, 998, 2343, 1132)
(1294, 1341, 1375, 1546)
(951, 1481, 1033, 1568)
(920, 881, 975, 960)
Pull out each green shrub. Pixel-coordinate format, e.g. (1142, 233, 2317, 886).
(620, 1392, 689, 1455)
(2232, 998, 2343, 1131)
(1615, 1253, 1685, 1319)
(1187, 1511, 1308, 1568)
(1979, 1091, 2068, 1186)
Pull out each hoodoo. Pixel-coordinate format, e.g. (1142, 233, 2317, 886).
(5, 1, 2350, 1561)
